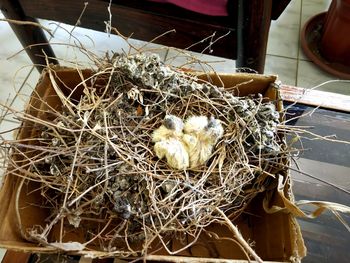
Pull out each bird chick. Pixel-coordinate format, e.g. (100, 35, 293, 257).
(152, 115, 184, 142)
(183, 116, 224, 168)
(152, 115, 189, 170)
(154, 138, 189, 170)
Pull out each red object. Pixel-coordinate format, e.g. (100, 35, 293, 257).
(301, 0, 350, 79)
(321, 0, 350, 66)
(149, 0, 228, 16)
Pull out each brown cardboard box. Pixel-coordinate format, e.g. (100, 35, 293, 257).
(0, 67, 306, 262)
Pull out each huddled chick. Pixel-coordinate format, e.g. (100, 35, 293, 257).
(152, 115, 189, 170)
(182, 116, 224, 168)
(152, 115, 224, 170)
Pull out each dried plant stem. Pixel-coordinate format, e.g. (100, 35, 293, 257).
(280, 126, 350, 145)
(215, 208, 263, 263)
(0, 18, 53, 37)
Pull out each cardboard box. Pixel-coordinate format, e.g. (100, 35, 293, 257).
(0, 67, 306, 262)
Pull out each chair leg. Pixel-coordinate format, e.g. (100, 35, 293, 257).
(0, 0, 58, 73)
(236, 0, 273, 74)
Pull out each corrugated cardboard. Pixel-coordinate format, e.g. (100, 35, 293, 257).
(0, 67, 306, 262)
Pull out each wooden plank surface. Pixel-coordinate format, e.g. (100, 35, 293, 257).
(281, 84, 350, 112)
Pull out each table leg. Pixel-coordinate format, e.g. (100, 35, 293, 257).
(0, 0, 58, 73)
(236, 0, 272, 73)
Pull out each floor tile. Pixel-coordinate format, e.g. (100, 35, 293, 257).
(301, 0, 331, 26)
(37, 18, 60, 40)
(297, 60, 350, 95)
(0, 57, 40, 124)
(0, 248, 5, 262)
(10, 68, 40, 114)
(0, 119, 20, 142)
(49, 22, 169, 68)
(0, 12, 37, 115)
(165, 49, 236, 73)
(49, 22, 235, 73)
(299, 0, 331, 61)
(0, 12, 43, 182)
(264, 55, 298, 86)
(0, 120, 20, 181)
(267, 0, 301, 59)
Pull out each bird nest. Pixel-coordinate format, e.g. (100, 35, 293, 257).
(3, 52, 287, 261)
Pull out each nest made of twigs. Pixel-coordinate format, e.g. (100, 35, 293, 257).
(3, 52, 287, 261)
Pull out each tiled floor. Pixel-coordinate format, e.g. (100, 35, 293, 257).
(0, 0, 349, 261)
(265, 0, 350, 93)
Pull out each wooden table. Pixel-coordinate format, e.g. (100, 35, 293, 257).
(285, 101, 350, 263)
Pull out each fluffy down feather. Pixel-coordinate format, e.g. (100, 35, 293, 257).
(152, 115, 189, 170)
(152, 115, 184, 142)
(154, 138, 189, 170)
(183, 116, 224, 168)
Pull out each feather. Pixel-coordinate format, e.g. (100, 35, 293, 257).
(152, 115, 184, 142)
(183, 116, 208, 135)
(183, 116, 224, 168)
(154, 138, 189, 170)
(152, 115, 189, 170)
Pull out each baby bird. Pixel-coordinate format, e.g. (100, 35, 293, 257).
(182, 116, 224, 168)
(152, 115, 189, 170)
(152, 115, 184, 142)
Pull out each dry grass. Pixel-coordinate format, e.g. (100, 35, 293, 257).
(0, 45, 291, 262)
